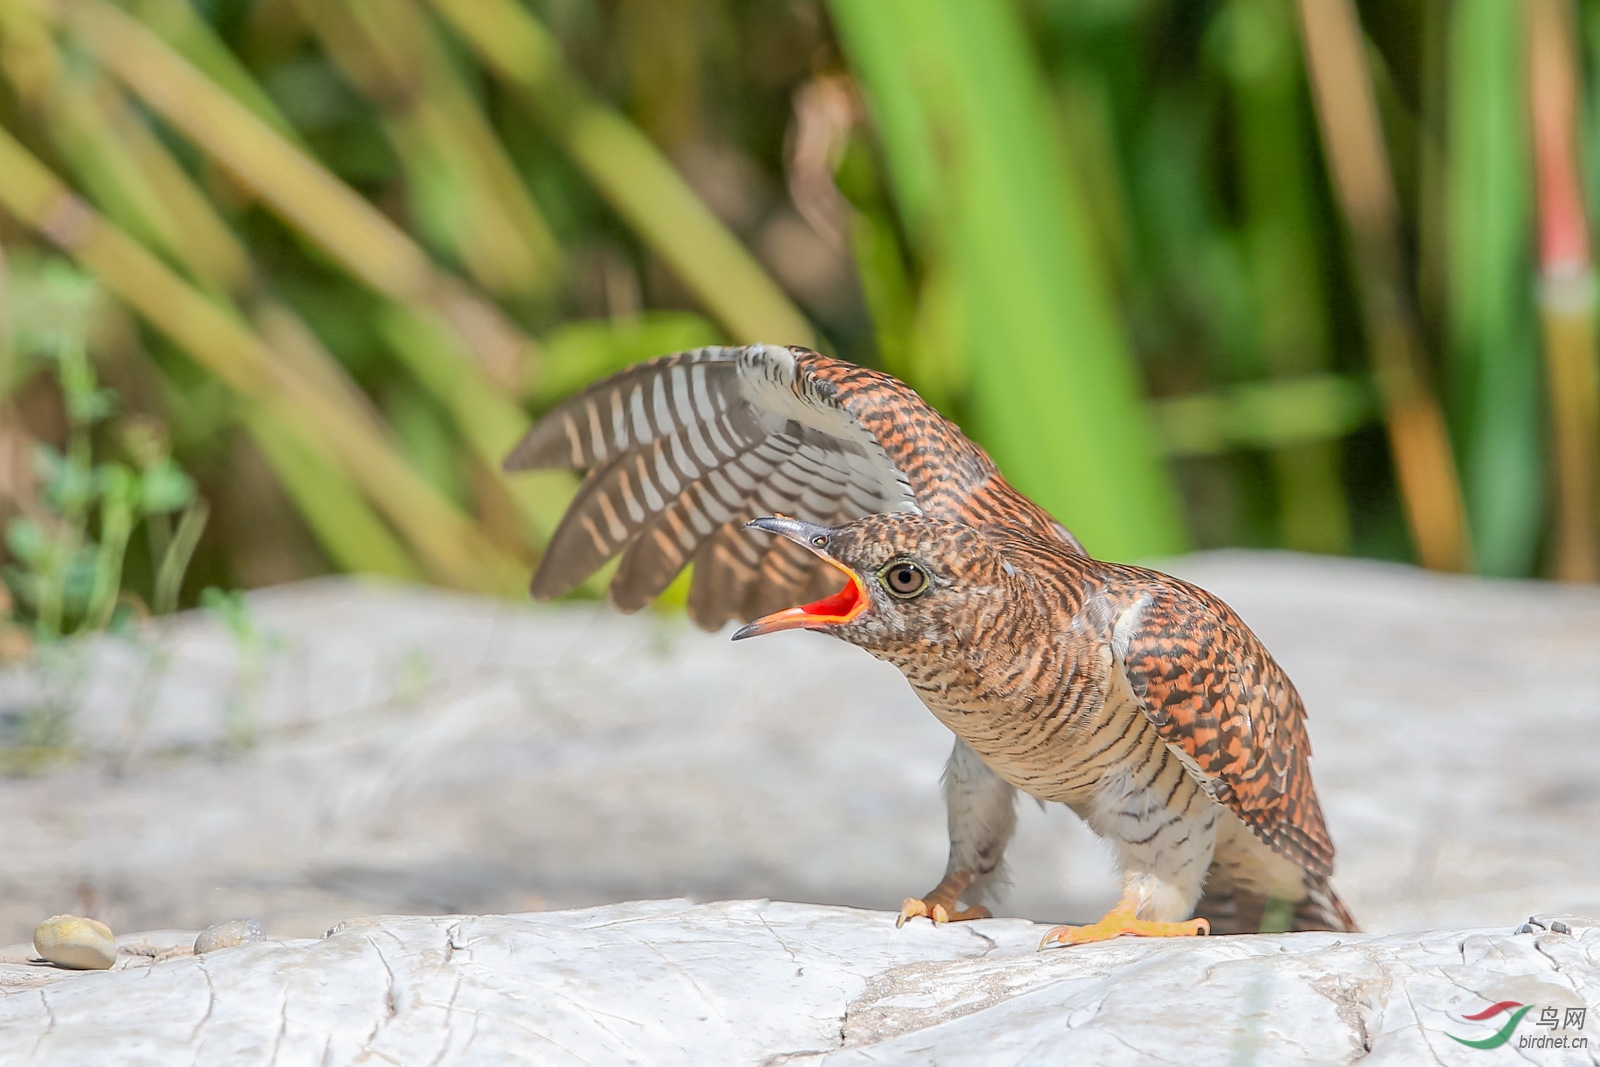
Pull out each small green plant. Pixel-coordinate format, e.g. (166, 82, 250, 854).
(393, 647, 436, 705)
(199, 586, 282, 753)
(0, 258, 210, 772)
(2, 261, 208, 640)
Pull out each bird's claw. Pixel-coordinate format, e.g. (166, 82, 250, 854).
(1038, 914, 1208, 950)
(897, 897, 991, 928)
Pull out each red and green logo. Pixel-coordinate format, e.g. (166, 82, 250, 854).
(1449, 1001, 1534, 1049)
(1449, 1001, 1589, 1050)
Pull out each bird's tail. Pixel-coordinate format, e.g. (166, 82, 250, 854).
(1196, 873, 1358, 935)
(1292, 872, 1358, 932)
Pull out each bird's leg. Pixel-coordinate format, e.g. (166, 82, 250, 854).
(897, 868, 990, 926)
(1038, 888, 1209, 949)
(898, 740, 1017, 928)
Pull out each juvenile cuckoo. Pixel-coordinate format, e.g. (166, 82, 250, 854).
(504, 344, 1355, 942)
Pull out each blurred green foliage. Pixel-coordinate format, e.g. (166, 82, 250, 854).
(0, 0, 1597, 627)
(2, 257, 206, 643)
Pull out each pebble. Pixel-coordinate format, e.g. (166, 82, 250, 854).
(33, 915, 117, 970)
(194, 919, 267, 954)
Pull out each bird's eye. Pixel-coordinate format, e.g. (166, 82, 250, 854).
(879, 560, 929, 599)
(811, 534, 827, 548)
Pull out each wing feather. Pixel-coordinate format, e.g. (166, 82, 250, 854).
(530, 413, 764, 601)
(506, 351, 743, 471)
(688, 522, 762, 630)
(608, 442, 782, 612)
(506, 344, 1077, 626)
(1114, 578, 1335, 878)
(741, 536, 828, 623)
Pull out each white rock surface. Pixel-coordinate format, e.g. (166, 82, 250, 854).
(1, 552, 1598, 946)
(1, 900, 1596, 1066)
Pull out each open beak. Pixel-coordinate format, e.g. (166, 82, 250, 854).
(731, 517, 868, 641)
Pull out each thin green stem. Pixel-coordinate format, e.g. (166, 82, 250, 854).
(153, 498, 207, 616)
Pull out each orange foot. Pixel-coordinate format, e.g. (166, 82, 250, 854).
(1039, 895, 1209, 950)
(896, 897, 991, 927)
(895, 869, 990, 928)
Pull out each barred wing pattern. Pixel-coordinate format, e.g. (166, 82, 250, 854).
(1117, 577, 1336, 878)
(505, 344, 1076, 630)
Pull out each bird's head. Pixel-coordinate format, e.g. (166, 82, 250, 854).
(732, 513, 1013, 654)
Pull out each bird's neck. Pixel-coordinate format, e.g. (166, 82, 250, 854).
(870, 565, 1089, 719)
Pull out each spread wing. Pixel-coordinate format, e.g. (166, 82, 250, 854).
(505, 344, 1075, 629)
(1114, 575, 1335, 877)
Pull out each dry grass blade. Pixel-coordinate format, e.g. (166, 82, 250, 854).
(125, 0, 301, 141)
(1528, 0, 1600, 582)
(293, 0, 562, 301)
(1296, 0, 1471, 572)
(16, 3, 567, 555)
(424, 0, 815, 348)
(241, 404, 420, 580)
(377, 305, 575, 550)
(0, 244, 15, 407)
(46, 0, 536, 392)
(0, 3, 252, 296)
(0, 124, 523, 592)
(6, 0, 569, 579)
(0, 1, 415, 577)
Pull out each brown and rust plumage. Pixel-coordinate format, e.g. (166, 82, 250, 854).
(505, 345, 1353, 942)
(733, 514, 1356, 942)
(1119, 589, 1334, 879)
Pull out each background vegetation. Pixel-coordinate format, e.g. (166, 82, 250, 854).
(2, 0, 1598, 650)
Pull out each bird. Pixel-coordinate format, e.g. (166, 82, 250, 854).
(503, 343, 1355, 942)
(730, 513, 1356, 945)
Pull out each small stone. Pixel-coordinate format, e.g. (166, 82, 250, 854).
(194, 919, 266, 954)
(1550, 920, 1572, 936)
(33, 915, 116, 970)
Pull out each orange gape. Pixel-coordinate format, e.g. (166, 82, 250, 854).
(506, 345, 1355, 942)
